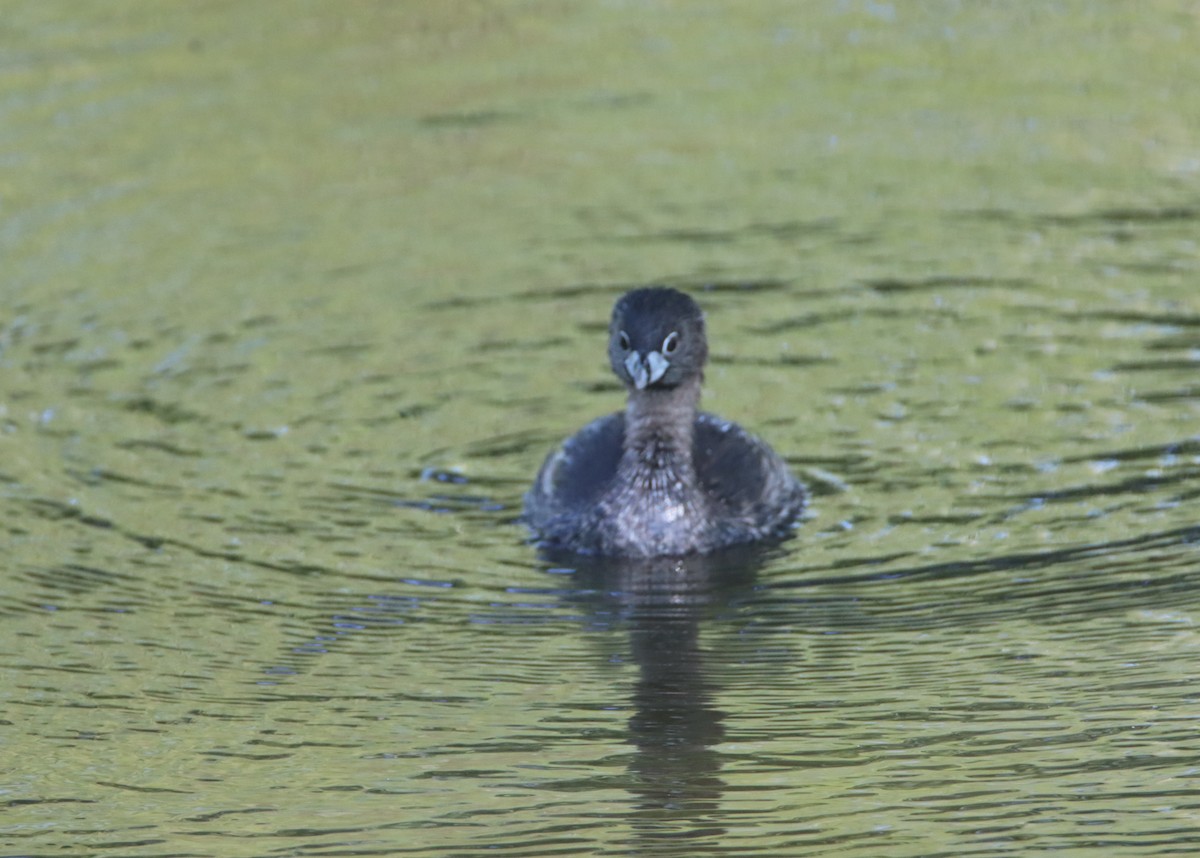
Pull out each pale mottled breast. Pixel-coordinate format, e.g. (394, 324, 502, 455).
(524, 412, 805, 556)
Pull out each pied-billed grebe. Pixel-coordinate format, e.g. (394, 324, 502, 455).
(525, 287, 806, 557)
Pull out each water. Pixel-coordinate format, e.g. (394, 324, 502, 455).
(3, 2, 1200, 855)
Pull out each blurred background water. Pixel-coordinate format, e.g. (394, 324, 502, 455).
(3, 2, 1200, 855)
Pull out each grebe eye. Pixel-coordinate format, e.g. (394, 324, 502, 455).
(618, 331, 631, 350)
(662, 332, 679, 354)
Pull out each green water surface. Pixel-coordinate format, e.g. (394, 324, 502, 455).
(3, 2, 1200, 856)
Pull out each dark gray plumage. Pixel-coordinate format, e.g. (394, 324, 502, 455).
(525, 287, 805, 557)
